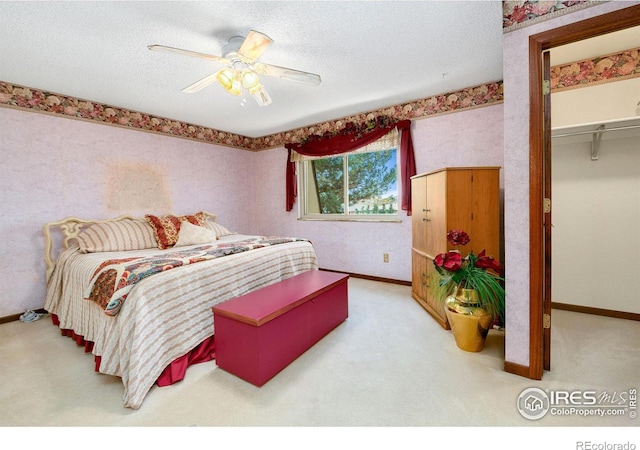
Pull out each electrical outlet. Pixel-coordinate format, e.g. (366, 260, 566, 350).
(383, 253, 389, 263)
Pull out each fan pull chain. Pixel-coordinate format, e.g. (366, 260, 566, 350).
(240, 88, 247, 106)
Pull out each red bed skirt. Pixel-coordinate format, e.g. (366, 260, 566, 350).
(50, 314, 216, 386)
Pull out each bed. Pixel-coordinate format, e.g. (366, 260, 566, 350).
(43, 211, 318, 409)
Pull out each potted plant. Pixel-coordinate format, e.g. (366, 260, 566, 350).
(432, 229, 505, 352)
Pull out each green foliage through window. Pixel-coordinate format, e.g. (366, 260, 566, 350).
(301, 148, 398, 218)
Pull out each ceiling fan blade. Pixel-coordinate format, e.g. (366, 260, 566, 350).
(237, 30, 273, 60)
(148, 44, 228, 63)
(252, 62, 321, 86)
(182, 72, 219, 93)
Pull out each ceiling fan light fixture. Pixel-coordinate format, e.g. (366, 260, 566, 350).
(240, 69, 260, 90)
(150, 29, 320, 106)
(250, 85, 272, 106)
(216, 68, 235, 90)
(227, 77, 242, 96)
(216, 68, 242, 96)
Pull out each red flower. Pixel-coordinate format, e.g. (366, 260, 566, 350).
(446, 229, 470, 246)
(475, 249, 502, 273)
(433, 231, 505, 323)
(434, 251, 463, 272)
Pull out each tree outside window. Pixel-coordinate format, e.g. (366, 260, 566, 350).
(300, 147, 399, 220)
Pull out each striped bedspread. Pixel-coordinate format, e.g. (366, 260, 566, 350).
(85, 237, 310, 317)
(44, 234, 318, 409)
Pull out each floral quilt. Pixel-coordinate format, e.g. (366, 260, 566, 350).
(85, 237, 308, 316)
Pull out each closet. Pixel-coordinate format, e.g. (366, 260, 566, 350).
(410, 167, 501, 328)
(551, 76, 640, 315)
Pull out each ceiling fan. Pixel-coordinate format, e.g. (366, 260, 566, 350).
(148, 30, 321, 106)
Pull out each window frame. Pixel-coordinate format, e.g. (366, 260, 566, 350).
(297, 145, 402, 223)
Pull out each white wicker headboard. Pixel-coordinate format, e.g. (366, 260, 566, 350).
(43, 212, 218, 282)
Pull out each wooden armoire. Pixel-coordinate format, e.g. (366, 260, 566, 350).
(411, 167, 501, 329)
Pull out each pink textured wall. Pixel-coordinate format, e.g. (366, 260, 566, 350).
(0, 102, 504, 317)
(0, 107, 255, 317)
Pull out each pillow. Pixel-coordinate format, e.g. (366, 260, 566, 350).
(204, 220, 235, 238)
(77, 219, 157, 253)
(174, 221, 218, 247)
(145, 212, 207, 249)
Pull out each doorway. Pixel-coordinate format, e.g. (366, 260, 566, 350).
(528, 5, 640, 380)
(550, 30, 640, 318)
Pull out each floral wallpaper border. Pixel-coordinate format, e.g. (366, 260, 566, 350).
(503, 0, 597, 32)
(0, 80, 503, 151)
(255, 82, 504, 149)
(551, 47, 640, 92)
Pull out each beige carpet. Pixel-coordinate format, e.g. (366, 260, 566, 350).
(1, 277, 638, 444)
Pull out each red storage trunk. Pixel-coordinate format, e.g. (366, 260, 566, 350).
(212, 270, 349, 386)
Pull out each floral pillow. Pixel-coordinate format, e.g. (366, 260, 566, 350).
(174, 221, 218, 247)
(145, 212, 207, 249)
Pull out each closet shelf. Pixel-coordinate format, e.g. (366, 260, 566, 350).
(552, 116, 640, 161)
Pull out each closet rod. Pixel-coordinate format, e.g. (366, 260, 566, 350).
(552, 123, 640, 138)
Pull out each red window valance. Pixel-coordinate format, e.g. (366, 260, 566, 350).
(284, 119, 416, 215)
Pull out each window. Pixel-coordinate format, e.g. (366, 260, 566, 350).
(298, 143, 400, 221)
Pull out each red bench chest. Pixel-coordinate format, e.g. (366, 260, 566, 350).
(212, 270, 349, 386)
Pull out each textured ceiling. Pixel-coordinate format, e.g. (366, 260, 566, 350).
(0, 1, 504, 138)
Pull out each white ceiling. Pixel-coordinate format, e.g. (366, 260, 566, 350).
(0, 1, 504, 138)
